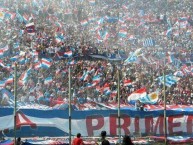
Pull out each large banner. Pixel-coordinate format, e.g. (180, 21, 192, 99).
(0, 108, 193, 137)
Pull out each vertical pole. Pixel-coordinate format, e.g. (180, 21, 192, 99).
(164, 57, 167, 145)
(14, 63, 17, 145)
(117, 69, 121, 144)
(68, 66, 72, 145)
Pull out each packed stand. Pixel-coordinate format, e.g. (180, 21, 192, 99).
(0, 0, 193, 109)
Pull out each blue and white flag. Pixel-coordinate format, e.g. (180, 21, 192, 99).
(138, 9, 145, 17)
(139, 92, 159, 104)
(143, 38, 155, 47)
(44, 77, 53, 85)
(166, 27, 172, 37)
(158, 75, 180, 87)
(124, 48, 142, 64)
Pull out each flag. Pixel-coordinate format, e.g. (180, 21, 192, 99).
(0, 45, 9, 51)
(37, 91, 44, 100)
(0, 11, 5, 21)
(128, 35, 135, 41)
(0, 45, 9, 57)
(88, 0, 95, 5)
(64, 51, 72, 57)
(34, 61, 42, 70)
(26, 65, 32, 74)
(0, 81, 5, 88)
(118, 18, 125, 24)
(190, 66, 193, 76)
(173, 58, 181, 69)
(19, 56, 26, 64)
(166, 27, 172, 37)
(80, 71, 89, 81)
(26, 22, 35, 35)
(138, 9, 145, 17)
(88, 17, 96, 22)
(123, 79, 132, 87)
(68, 59, 76, 65)
(5, 12, 16, 20)
(97, 17, 104, 25)
(55, 68, 61, 75)
(102, 83, 111, 95)
(110, 90, 117, 98)
(16, 11, 23, 23)
(5, 76, 13, 84)
(118, 29, 127, 38)
(10, 55, 19, 61)
(0, 139, 14, 145)
(178, 17, 189, 29)
(97, 29, 109, 41)
(92, 75, 101, 83)
(31, 50, 39, 56)
(0, 60, 11, 71)
(124, 48, 142, 64)
(174, 71, 184, 77)
(181, 65, 191, 75)
(128, 88, 147, 104)
(158, 75, 180, 87)
(80, 19, 88, 26)
(0, 50, 4, 57)
(55, 33, 64, 43)
(44, 77, 53, 84)
(23, 13, 29, 22)
(85, 83, 95, 89)
(18, 71, 28, 86)
(139, 92, 159, 104)
(41, 58, 52, 68)
(167, 54, 174, 63)
(143, 38, 155, 47)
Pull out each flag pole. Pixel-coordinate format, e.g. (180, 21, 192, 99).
(14, 63, 17, 145)
(164, 56, 167, 145)
(117, 68, 121, 144)
(68, 66, 72, 145)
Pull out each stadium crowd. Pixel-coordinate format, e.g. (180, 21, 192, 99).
(0, 0, 193, 109)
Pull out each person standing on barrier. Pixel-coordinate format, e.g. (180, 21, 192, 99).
(72, 133, 85, 145)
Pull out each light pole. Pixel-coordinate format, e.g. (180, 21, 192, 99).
(163, 61, 167, 145)
(68, 66, 72, 145)
(14, 63, 17, 145)
(117, 66, 121, 144)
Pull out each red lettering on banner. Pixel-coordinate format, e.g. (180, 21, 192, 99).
(154, 115, 164, 135)
(145, 116, 153, 134)
(86, 115, 104, 136)
(187, 115, 193, 134)
(168, 114, 183, 135)
(109, 114, 131, 135)
(16, 111, 37, 129)
(134, 116, 140, 133)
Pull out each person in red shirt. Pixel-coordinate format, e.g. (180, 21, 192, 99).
(72, 133, 84, 145)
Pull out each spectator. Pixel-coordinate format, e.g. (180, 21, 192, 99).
(122, 135, 134, 145)
(72, 133, 84, 145)
(16, 137, 23, 145)
(100, 131, 110, 145)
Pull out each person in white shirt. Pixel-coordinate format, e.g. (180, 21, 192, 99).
(29, 93, 36, 102)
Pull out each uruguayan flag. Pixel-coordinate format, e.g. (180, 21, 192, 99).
(158, 75, 180, 87)
(143, 38, 155, 47)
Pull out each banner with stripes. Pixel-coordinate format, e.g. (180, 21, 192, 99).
(143, 38, 155, 47)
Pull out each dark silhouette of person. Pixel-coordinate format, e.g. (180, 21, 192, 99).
(100, 131, 110, 145)
(122, 135, 134, 145)
(16, 137, 23, 145)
